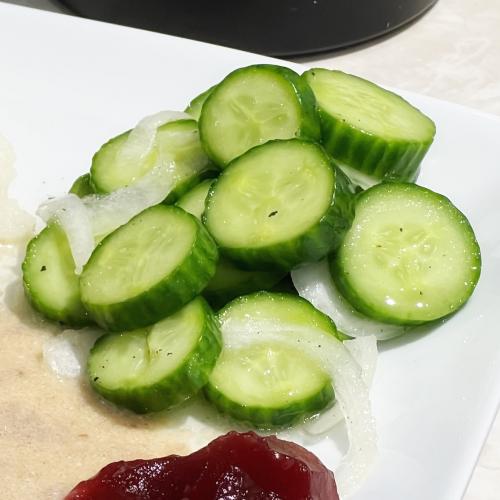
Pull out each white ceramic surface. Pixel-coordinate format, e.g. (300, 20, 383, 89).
(1, 4, 499, 499)
(3, 0, 500, 117)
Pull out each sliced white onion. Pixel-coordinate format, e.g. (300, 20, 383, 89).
(35, 109, 188, 268)
(83, 162, 176, 238)
(344, 335, 378, 387)
(117, 110, 189, 165)
(303, 335, 378, 436)
(292, 260, 409, 341)
(303, 402, 345, 435)
(337, 162, 377, 190)
(43, 327, 103, 378)
(221, 317, 377, 498)
(37, 194, 94, 274)
(36, 161, 176, 272)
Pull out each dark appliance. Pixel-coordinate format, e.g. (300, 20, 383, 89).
(58, 0, 438, 57)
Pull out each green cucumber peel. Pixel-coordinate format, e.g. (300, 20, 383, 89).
(204, 139, 356, 271)
(331, 182, 481, 324)
(80, 205, 218, 331)
(88, 297, 222, 413)
(199, 64, 320, 167)
(303, 68, 436, 183)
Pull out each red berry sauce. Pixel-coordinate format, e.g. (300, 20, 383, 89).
(65, 431, 339, 499)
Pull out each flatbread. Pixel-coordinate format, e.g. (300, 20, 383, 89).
(0, 246, 222, 499)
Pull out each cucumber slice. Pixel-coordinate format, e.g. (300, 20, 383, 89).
(90, 119, 215, 203)
(185, 86, 216, 121)
(175, 178, 214, 220)
(204, 139, 355, 271)
(88, 297, 221, 413)
(176, 180, 285, 307)
(80, 205, 218, 331)
(331, 183, 481, 324)
(22, 224, 90, 326)
(164, 167, 218, 205)
(205, 292, 339, 427)
(303, 69, 436, 183)
(203, 257, 285, 310)
(205, 343, 333, 428)
(69, 173, 94, 197)
(291, 259, 409, 341)
(199, 64, 320, 167)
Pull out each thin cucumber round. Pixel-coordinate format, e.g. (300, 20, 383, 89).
(184, 86, 216, 121)
(69, 173, 94, 197)
(331, 182, 481, 324)
(90, 119, 215, 203)
(204, 139, 355, 271)
(303, 69, 436, 183)
(205, 292, 339, 427)
(199, 64, 320, 167)
(291, 259, 409, 341)
(175, 178, 214, 220)
(80, 205, 218, 331)
(22, 224, 90, 326)
(205, 343, 333, 428)
(88, 297, 222, 413)
(176, 180, 285, 307)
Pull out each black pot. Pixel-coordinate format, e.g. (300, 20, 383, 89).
(58, 0, 438, 57)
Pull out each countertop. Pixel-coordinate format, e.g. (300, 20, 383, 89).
(294, 0, 500, 118)
(1, 1, 499, 498)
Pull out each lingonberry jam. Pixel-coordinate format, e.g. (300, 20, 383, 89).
(65, 431, 339, 499)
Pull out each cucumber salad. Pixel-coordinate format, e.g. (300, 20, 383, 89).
(22, 65, 481, 497)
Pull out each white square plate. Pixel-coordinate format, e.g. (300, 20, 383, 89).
(1, 4, 499, 499)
